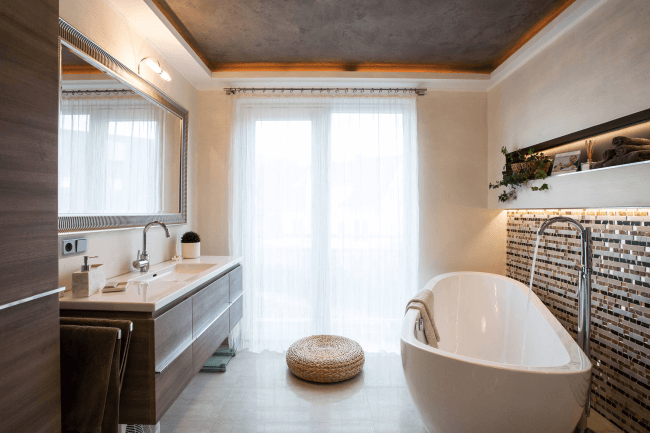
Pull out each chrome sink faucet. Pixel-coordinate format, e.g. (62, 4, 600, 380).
(133, 221, 170, 272)
(537, 216, 593, 433)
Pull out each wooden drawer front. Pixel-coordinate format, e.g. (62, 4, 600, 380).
(192, 274, 229, 338)
(154, 342, 193, 423)
(154, 297, 192, 373)
(229, 265, 243, 302)
(229, 294, 243, 331)
(192, 310, 229, 374)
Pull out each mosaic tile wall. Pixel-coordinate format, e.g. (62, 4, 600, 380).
(507, 210, 650, 433)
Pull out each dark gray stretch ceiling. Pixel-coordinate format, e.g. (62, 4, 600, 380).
(160, 0, 572, 71)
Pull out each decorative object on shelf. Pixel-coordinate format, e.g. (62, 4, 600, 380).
(71, 255, 106, 298)
(584, 139, 596, 170)
(612, 136, 650, 147)
(181, 231, 201, 259)
(593, 136, 650, 169)
(551, 150, 581, 175)
(489, 147, 552, 203)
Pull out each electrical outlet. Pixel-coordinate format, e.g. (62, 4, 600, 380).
(62, 237, 87, 255)
(62, 239, 75, 255)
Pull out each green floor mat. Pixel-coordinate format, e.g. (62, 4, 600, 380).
(200, 347, 237, 372)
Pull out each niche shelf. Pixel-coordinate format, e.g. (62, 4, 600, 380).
(494, 107, 650, 210)
(515, 107, 650, 155)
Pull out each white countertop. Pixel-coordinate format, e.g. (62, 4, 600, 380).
(59, 256, 242, 312)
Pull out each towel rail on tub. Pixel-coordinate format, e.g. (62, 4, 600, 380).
(0, 287, 65, 311)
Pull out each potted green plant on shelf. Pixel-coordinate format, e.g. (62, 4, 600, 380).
(489, 147, 552, 203)
(181, 231, 201, 259)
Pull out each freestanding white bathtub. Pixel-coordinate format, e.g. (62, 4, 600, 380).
(401, 272, 592, 433)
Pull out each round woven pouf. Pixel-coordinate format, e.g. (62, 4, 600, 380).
(286, 335, 365, 383)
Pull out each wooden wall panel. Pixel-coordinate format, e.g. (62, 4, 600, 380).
(0, 0, 60, 305)
(0, 0, 61, 431)
(0, 295, 61, 433)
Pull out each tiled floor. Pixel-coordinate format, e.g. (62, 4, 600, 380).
(161, 350, 622, 433)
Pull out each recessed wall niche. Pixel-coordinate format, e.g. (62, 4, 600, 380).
(508, 108, 650, 175)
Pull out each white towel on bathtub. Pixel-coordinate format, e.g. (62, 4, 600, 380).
(406, 289, 440, 348)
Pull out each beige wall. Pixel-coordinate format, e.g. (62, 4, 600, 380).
(488, 0, 650, 209)
(197, 91, 506, 287)
(418, 92, 506, 285)
(197, 91, 232, 256)
(58, 0, 199, 290)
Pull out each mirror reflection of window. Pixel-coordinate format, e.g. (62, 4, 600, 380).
(58, 45, 182, 216)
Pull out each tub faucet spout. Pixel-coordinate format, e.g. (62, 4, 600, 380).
(537, 216, 593, 433)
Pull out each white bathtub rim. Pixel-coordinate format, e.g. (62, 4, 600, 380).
(401, 271, 592, 375)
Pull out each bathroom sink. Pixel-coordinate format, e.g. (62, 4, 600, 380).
(169, 263, 215, 274)
(132, 263, 215, 284)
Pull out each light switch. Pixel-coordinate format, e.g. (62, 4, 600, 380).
(76, 238, 87, 253)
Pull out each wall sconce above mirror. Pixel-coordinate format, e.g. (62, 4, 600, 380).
(58, 19, 187, 233)
(138, 57, 171, 82)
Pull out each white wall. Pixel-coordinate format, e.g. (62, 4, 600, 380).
(488, 0, 650, 209)
(197, 91, 506, 287)
(58, 0, 199, 290)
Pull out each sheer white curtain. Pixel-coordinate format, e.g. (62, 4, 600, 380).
(59, 94, 165, 214)
(230, 95, 418, 353)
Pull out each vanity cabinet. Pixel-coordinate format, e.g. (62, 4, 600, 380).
(229, 295, 244, 332)
(60, 264, 243, 425)
(192, 273, 229, 338)
(192, 308, 230, 374)
(229, 265, 243, 301)
(154, 297, 193, 373)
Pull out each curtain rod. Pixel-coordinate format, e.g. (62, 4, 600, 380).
(61, 89, 136, 96)
(224, 87, 426, 96)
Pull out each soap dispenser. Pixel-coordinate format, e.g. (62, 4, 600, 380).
(71, 255, 106, 298)
(81, 255, 97, 271)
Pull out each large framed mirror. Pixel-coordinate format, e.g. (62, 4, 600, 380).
(58, 19, 187, 233)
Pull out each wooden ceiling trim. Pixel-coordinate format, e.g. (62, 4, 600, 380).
(491, 0, 576, 70)
(62, 65, 104, 74)
(211, 62, 492, 74)
(150, 0, 213, 70)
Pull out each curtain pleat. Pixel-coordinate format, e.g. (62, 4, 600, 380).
(58, 95, 165, 215)
(230, 95, 419, 353)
